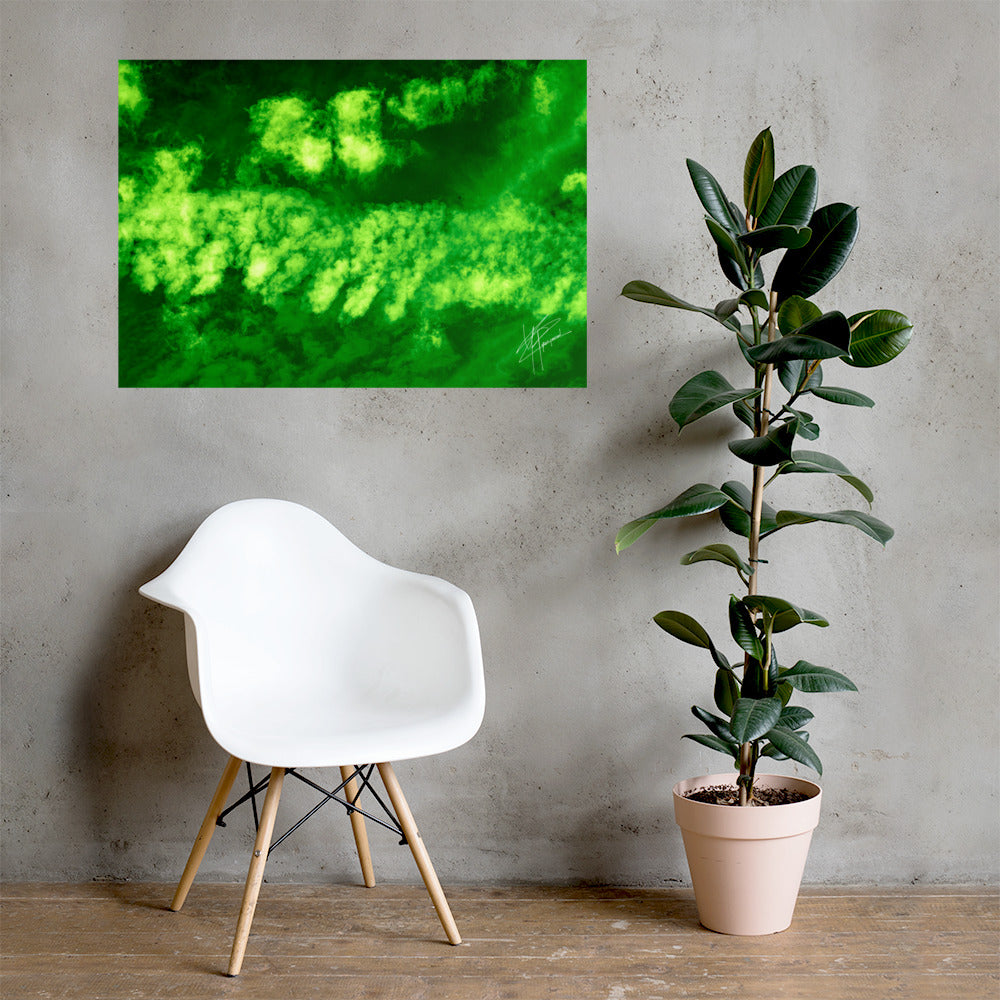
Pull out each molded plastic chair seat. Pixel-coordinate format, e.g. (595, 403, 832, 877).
(139, 499, 485, 975)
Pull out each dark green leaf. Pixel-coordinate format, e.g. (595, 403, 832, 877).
(691, 704, 736, 743)
(720, 480, 753, 509)
(810, 386, 875, 407)
(718, 247, 765, 292)
(778, 358, 823, 394)
(747, 311, 852, 364)
(772, 203, 860, 304)
(714, 297, 740, 322)
(796, 420, 821, 440)
(654, 610, 713, 649)
(739, 289, 770, 311)
(719, 480, 778, 538)
(844, 310, 913, 368)
(686, 159, 744, 233)
(780, 660, 858, 693)
(743, 595, 829, 628)
(680, 543, 753, 578)
(643, 483, 733, 519)
(749, 335, 848, 364)
(717, 246, 745, 291)
(840, 476, 874, 504)
(741, 645, 778, 698)
(778, 295, 822, 336)
(728, 421, 797, 466)
(708, 638, 732, 672)
(621, 281, 741, 332)
(738, 224, 811, 255)
(714, 668, 741, 716)
(773, 508, 894, 545)
(669, 371, 762, 429)
(706, 216, 749, 279)
(758, 164, 819, 229)
(779, 450, 874, 505)
(744, 127, 775, 218)
(783, 450, 851, 475)
(732, 398, 756, 430)
(764, 726, 823, 774)
(729, 595, 764, 659)
(682, 733, 740, 757)
(615, 484, 733, 553)
(730, 697, 782, 743)
(778, 705, 815, 730)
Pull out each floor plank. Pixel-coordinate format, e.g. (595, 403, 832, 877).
(1, 883, 997, 999)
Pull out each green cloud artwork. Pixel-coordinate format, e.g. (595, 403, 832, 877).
(118, 60, 587, 388)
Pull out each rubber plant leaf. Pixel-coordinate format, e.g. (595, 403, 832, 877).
(772, 203, 860, 304)
(777, 295, 823, 335)
(718, 246, 765, 291)
(738, 224, 811, 256)
(742, 595, 829, 628)
(809, 385, 875, 407)
(743, 127, 775, 218)
(729, 594, 764, 659)
(730, 696, 783, 744)
(758, 164, 818, 229)
(779, 660, 858, 693)
(620, 280, 741, 332)
(778, 450, 874, 505)
(682, 733, 740, 757)
(728, 420, 797, 466)
(714, 668, 741, 716)
(739, 289, 770, 311)
(680, 543, 753, 579)
(719, 480, 778, 538)
(844, 310, 913, 367)
(653, 610, 714, 649)
(669, 370, 762, 429)
(773, 508, 894, 545)
(747, 311, 852, 364)
(691, 704, 737, 743)
(732, 398, 756, 430)
(705, 216, 750, 281)
(764, 726, 823, 774)
(614, 484, 733, 553)
(686, 158, 744, 234)
(778, 705, 815, 730)
(778, 357, 823, 395)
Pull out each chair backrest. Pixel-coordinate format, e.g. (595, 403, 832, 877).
(141, 500, 485, 769)
(140, 500, 406, 700)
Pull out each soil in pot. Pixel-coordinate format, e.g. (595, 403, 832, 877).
(683, 784, 810, 806)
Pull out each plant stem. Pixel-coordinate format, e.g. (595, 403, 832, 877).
(740, 289, 779, 806)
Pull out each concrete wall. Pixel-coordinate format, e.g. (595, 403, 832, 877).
(2, 0, 997, 886)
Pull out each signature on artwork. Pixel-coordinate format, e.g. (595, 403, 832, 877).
(516, 315, 569, 375)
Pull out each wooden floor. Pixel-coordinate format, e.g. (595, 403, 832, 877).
(1, 882, 997, 999)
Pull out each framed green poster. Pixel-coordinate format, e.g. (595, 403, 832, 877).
(118, 60, 587, 387)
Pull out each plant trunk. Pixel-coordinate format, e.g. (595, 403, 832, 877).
(739, 289, 779, 806)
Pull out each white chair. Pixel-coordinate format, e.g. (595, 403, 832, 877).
(139, 499, 485, 976)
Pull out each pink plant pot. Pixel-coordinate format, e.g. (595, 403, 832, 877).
(673, 772, 822, 935)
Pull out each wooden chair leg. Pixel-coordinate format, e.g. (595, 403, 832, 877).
(170, 754, 243, 912)
(340, 765, 376, 888)
(376, 761, 461, 945)
(227, 766, 285, 977)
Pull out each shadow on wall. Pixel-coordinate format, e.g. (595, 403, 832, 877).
(75, 539, 221, 881)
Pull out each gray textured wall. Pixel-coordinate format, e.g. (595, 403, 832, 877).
(2, 0, 997, 886)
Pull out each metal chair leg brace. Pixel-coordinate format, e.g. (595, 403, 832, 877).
(216, 763, 407, 853)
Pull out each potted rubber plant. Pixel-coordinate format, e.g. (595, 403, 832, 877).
(617, 128, 912, 934)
